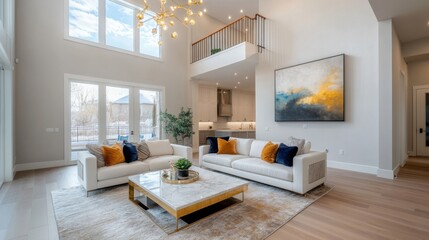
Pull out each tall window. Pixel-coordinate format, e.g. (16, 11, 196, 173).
(66, 0, 161, 59)
(67, 77, 163, 162)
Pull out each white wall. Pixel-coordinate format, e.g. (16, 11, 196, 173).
(15, 0, 190, 165)
(257, 0, 380, 171)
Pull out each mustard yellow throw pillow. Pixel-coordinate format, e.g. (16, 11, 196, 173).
(217, 138, 237, 154)
(261, 141, 279, 163)
(102, 143, 125, 166)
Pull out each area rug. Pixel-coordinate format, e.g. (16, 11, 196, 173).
(52, 182, 333, 240)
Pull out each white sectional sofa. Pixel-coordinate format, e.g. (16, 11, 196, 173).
(78, 140, 192, 193)
(199, 138, 327, 194)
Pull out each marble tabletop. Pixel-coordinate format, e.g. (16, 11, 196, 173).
(128, 167, 249, 211)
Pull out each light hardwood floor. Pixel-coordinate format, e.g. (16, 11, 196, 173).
(0, 157, 428, 240)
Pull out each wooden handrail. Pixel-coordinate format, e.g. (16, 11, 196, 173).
(192, 14, 266, 46)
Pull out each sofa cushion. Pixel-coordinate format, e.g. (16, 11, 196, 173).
(286, 137, 305, 155)
(303, 141, 311, 154)
(207, 136, 230, 153)
(202, 154, 248, 167)
(144, 155, 183, 171)
(97, 161, 149, 181)
(218, 138, 238, 154)
(123, 141, 138, 163)
(134, 141, 151, 161)
(146, 140, 173, 156)
(276, 143, 298, 167)
(249, 140, 269, 158)
(261, 141, 279, 163)
(102, 143, 125, 166)
(230, 138, 253, 155)
(231, 158, 293, 182)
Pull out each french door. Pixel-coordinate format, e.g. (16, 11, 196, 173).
(416, 88, 429, 156)
(67, 77, 162, 162)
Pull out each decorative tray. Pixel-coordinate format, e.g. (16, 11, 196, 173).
(161, 169, 199, 184)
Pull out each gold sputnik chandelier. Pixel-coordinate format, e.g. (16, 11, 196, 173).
(137, 0, 205, 45)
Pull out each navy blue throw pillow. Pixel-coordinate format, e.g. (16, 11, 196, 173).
(123, 141, 138, 163)
(275, 143, 298, 167)
(207, 136, 230, 153)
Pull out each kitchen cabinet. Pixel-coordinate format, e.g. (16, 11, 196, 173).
(198, 85, 217, 122)
(199, 130, 215, 145)
(231, 90, 255, 122)
(215, 130, 256, 139)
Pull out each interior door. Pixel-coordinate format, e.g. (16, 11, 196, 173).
(416, 88, 429, 156)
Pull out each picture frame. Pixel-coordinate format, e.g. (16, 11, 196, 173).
(275, 54, 345, 122)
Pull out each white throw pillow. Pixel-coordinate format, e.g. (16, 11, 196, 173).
(230, 137, 253, 156)
(146, 139, 173, 156)
(249, 140, 269, 158)
(302, 141, 311, 154)
(286, 137, 305, 155)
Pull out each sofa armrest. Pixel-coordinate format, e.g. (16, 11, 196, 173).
(171, 144, 192, 161)
(292, 151, 327, 194)
(77, 152, 98, 192)
(199, 145, 210, 167)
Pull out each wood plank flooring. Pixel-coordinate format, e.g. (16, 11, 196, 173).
(0, 157, 428, 240)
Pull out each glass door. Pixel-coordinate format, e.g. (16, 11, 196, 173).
(137, 89, 160, 141)
(106, 86, 131, 143)
(70, 82, 99, 161)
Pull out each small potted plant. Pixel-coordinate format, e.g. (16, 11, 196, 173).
(174, 158, 192, 179)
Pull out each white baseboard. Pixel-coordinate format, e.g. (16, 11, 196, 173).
(327, 160, 378, 175)
(377, 164, 401, 180)
(15, 160, 68, 172)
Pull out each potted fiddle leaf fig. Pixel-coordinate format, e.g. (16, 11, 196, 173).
(174, 158, 192, 178)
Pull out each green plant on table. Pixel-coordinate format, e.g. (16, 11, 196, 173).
(174, 158, 192, 170)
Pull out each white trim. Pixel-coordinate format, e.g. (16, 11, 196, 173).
(327, 160, 378, 175)
(412, 84, 429, 156)
(15, 160, 76, 172)
(376, 164, 400, 180)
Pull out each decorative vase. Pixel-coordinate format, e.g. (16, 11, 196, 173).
(177, 169, 189, 179)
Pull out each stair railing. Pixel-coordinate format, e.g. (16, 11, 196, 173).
(191, 14, 266, 63)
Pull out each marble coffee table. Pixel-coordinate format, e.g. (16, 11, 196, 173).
(128, 166, 249, 232)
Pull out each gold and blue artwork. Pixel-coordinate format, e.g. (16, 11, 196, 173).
(275, 54, 345, 121)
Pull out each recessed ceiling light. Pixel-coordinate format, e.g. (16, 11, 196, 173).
(234, 72, 238, 76)
(245, 76, 248, 79)
(228, 16, 232, 20)
(234, 86, 237, 89)
(216, 82, 219, 86)
(238, 82, 241, 84)
(240, 9, 243, 13)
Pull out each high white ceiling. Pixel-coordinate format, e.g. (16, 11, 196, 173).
(203, 0, 259, 24)
(368, 0, 429, 43)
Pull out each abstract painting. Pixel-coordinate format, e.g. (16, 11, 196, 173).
(275, 54, 345, 121)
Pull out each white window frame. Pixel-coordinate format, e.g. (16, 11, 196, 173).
(64, 0, 163, 62)
(64, 73, 166, 164)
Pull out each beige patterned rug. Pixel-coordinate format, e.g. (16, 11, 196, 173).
(52, 181, 333, 240)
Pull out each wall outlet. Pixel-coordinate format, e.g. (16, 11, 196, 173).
(339, 149, 344, 155)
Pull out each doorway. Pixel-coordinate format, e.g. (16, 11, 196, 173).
(415, 87, 429, 156)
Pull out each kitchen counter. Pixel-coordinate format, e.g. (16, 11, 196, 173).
(214, 129, 255, 132)
(214, 130, 256, 139)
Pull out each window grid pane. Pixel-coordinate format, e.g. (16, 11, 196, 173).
(140, 15, 160, 58)
(69, 0, 99, 42)
(106, 0, 134, 51)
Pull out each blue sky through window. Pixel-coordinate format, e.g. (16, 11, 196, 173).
(140, 14, 160, 58)
(69, 0, 99, 42)
(106, 0, 134, 51)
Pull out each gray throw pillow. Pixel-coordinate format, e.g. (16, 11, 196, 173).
(133, 141, 151, 161)
(86, 144, 105, 168)
(286, 137, 305, 155)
